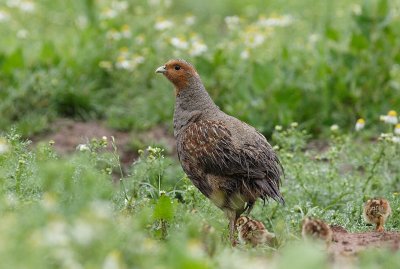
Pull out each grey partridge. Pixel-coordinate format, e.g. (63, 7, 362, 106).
(363, 198, 391, 232)
(236, 216, 275, 246)
(301, 217, 333, 243)
(156, 59, 284, 245)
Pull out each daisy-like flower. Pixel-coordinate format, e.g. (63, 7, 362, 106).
(380, 110, 398, 125)
(257, 14, 293, 27)
(189, 39, 208, 56)
(154, 18, 173, 31)
(355, 118, 365, 131)
(102, 250, 124, 269)
(0, 10, 10, 22)
(135, 35, 145, 45)
(0, 137, 9, 154)
(240, 49, 250, 60)
(111, 0, 128, 12)
(170, 37, 189, 50)
(100, 8, 118, 20)
(106, 29, 121, 40)
(115, 56, 133, 70)
(225, 15, 240, 30)
(392, 136, 400, 143)
(19, 0, 35, 13)
(76, 144, 90, 152)
(120, 24, 131, 38)
(395, 124, 400, 135)
(184, 15, 196, 26)
(330, 124, 339, 132)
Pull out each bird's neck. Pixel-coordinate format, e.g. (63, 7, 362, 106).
(173, 76, 218, 137)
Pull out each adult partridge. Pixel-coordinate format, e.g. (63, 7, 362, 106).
(156, 59, 284, 245)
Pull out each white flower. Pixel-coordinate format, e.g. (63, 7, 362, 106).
(90, 200, 113, 219)
(75, 15, 88, 29)
(0, 10, 10, 22)
(5, 193, 18, 207)
(101, 8, 118, 19)
(308, 33, 319, 44)
(120, 24, 131, 38)
(115, 57, 133, 70)
(132, 55, 145, 65)
(355, 118, 365, 131)
(245, 32, 265, 48)
(257, 15, 293, 27)
(19, 0, 35, 13)
(0, 137, 9, 154)
(42, 221, 69, 246)
(103, 251, 123, 269)
(135, 35, 145, 45)
(7, 0, 21, 8)
(352, 4, 362, 15)
(275, 125, 282, 131)
(154, 19, 173, 30)
(395, 124, 400, 135)
(392, 136, 400, 143)
(240, 50, 250, 60)
(111, 1, 128, 12)
(381, 110, 398, 125)
(225, 16, 240, 30)
(170, 37, 189, 50)
(76, 144, 90, 152)
(184, 15, 196, 26)
(16, 29, 28, 39)
(106, 29, 122, 40)
(330, 124, 339, 132)
(189, 40, 208, 56)
(71, 220, 94, 246)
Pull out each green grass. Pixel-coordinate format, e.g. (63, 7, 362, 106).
(0, 0, 400, 136)
(1, 123, 400, 268)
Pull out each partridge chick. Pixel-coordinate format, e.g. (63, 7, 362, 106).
(301, 217, 333, 243)
(363, 198, 391, 232)
(236, 216, 275, 247)
(156, 59, 284, 245)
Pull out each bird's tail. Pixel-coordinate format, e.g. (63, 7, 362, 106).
(255, 180, 285, 205)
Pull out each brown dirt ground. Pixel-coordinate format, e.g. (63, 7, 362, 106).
(329, 225, 400, 263)
(31, 118, 176, 166)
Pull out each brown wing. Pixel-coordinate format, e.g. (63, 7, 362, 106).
(177, 119, 284, 203)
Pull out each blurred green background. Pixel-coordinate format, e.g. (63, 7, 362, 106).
(1, 0, 399, 137)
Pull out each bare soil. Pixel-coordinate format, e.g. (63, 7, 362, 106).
(329, 225, 400, 261)
(31, 118, 176, 166)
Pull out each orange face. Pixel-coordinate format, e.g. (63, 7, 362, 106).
(155, 59, 199, 91)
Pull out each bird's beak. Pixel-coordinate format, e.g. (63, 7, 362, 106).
(155, 65, 167, 74)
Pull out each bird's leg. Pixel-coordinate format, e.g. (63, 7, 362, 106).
(229, 218, 236, 246)
(225, 210, 238, 246)
(376, 216, 384, 232)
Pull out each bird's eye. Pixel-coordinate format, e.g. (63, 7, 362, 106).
(174, 65, 181, 70)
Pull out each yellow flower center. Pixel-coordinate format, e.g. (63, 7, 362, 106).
(357, 118, 365, 124)
(388, 110, 397, 117)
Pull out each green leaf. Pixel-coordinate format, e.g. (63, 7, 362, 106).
(1, 48, 24, 75)
(153, 195, 174, 221)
